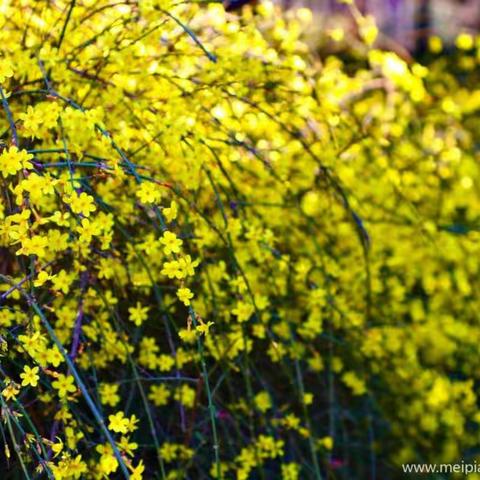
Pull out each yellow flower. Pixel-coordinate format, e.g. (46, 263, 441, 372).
(342, 372, 367, 396)
(254, 391, 272, 412)
(49, 211, 71, 227)
(128, 302, 149, 326)
(178, 255, 200, 277)
(118, 436, 138, 457)
(136, 183, 161, 204)
(195, 320, 214, 336)
(281, 462, 300, 480)
(51, 269, 72, 294)
(76, 218, 102, 242)
(108, 411, 129, 434)
(99, 383, 120, 407)
(456, 32, 474, 50)
(34, 270, 55, 287)
(2, 379, 20, 400)
(98, 447, 118, 475)
(19, 106, 43, 138)
(232, 301, 254, 322)
(126, 413, 139, 433)
(359, 15, 378, 46)
(20, 365, 40, 387)
(46, 347, 63, 367)
(131, 460, 145, 480)
(148, 384, 171, 407)
(52, 374, 76, 399)
(303, 393, 313, 405)
(159, 442, 178, 463)
(157, 354, 175, 372)
(163, 201, 178, 222)
(51, 437, 64, 458)
(428, 35, 443, 54)
(67, 192, 96, 217)
(17, 235, 49, 257)
(0, 58, 13, 83)
(301, 191, 322, 216)
(160, 231, 183, 255)
(178, 328, 196, 343)
(174, 385, 196, 408)
(176, 287, 193, 306)
(328, 28, 344, 42)
(161, 260, 184, 279)
(0, 146, 33, 177)
(319, 436, 333, 450)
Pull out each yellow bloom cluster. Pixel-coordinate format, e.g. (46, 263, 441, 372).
(1, 0, 480, 478)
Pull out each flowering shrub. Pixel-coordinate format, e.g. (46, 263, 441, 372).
(1, 0, 480, 478)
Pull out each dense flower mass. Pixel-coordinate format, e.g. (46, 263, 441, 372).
(1, 0, 480, 478)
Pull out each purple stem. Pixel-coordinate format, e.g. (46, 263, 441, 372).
(70, 271, 88, 359)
